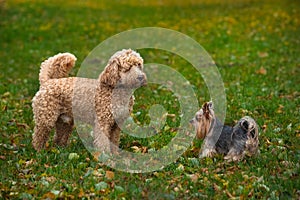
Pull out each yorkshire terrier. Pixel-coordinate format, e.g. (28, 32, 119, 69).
(190, 101, 259, 161)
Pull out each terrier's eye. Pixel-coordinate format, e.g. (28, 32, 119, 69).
(249, 129, 256, 138)
(241, 120, 249, 130)
(196, 114, 201, 121)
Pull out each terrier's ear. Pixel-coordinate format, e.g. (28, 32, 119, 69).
(202, 102, 207, 111)
(201, 102, 209, 119)
(207, 101, 213, 110)
(100, 60, 120, 87)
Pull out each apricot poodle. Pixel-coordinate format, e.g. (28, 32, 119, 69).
(32, 49, 147, 153)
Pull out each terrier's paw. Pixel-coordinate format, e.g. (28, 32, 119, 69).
(224, 152, 244, 162)
(199, 148, 217, 158)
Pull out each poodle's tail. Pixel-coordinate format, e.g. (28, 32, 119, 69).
(39, 52, 77, 85)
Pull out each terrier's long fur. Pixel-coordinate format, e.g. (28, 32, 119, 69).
(190, 102, 259, 161)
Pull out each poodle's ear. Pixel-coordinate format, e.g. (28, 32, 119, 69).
(100, 60, 120, 87)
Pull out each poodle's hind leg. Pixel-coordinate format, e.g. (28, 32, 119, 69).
(32, 95, 61, 151)
(53, 114, 74, 147)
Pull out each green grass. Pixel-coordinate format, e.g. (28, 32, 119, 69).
(1, 0, 299, 199)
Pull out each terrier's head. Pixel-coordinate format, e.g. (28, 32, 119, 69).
(190, 101, 215, 139)
(237, 116, 259, 156)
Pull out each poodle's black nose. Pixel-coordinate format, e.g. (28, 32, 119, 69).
(137, 74, 147, 86)
(137, 75, 145, 82)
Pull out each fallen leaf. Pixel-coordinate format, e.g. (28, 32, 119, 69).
(176, 164, 185, 171)
(92, 152, 101, 161)
(276, 104, 284, 113)
(188, 173, 199, 183)
(105, 171, 114, 179)
(256, 67, 267, 75)
(78, 188, 85, 198)
(131, 146, 141, 153)
(258, 52, 269, 58)
(248, 188, 254, 197)
(141, 146, 147, 153)
(174, 187, 180, 192)
(201, 168, 209, 174)
(213, 183, 221, 191)
(45, 176, 56, 183)
(25, 159, 36, 167)
(225, 190, 235, 198)
(16, 122, 29, 129)
(262, 124, 267, 132)
(42, 192, 56, 199)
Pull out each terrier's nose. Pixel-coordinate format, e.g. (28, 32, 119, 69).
(189, 119, 194, 124)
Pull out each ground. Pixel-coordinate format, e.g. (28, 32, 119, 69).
(0, 0, 299, 199)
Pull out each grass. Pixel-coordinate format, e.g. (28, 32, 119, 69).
(1, 0, 299, 199)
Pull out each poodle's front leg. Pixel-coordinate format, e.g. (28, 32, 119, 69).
(110, 124, 121, 154)
(93, 122, 112, 154)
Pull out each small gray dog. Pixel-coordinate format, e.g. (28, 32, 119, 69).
(190, 101, 259, 161)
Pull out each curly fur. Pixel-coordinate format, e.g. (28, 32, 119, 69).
(32, 49, 147, 153)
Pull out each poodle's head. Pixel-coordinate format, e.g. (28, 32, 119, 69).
(100, 49, 147, 88)
(190, 101, 215, 139)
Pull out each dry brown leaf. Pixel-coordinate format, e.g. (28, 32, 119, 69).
(188, 173, 199, 183)
(276, 104, 284, 113)
(105, 170, 115, 179)
(258, 51, 269, 58)
(262, 124, 267, 132)
(78, 188, 85, 198)
(45, 176, 56, 183)
(16, 122, 29, 129)
(225, 189, 235, 198)
(42, 192, 56, 199)
(213, 183, 221, 191)
(92, 152, 101, 161)
(256, 67, 267, 75)
(131, 146, 141, 153)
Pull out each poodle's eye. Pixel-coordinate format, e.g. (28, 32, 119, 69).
(137, 63, 142, 69)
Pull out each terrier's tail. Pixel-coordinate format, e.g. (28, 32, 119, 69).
(39, 52, 77, 85)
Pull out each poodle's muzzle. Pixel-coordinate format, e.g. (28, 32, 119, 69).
(137, 74, 147, 86)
